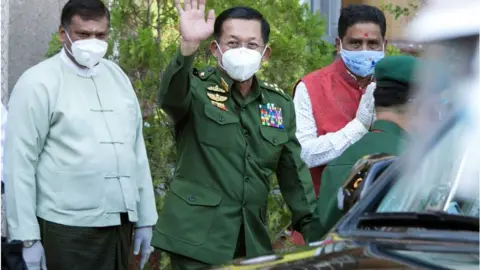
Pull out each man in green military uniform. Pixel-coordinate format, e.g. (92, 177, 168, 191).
(313, 55, 419, 238)
(151, 0, 320, 268)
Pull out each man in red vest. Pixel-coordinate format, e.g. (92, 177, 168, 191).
(291, 4, 387, 245)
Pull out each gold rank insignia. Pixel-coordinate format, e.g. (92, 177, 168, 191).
(211, 101, 227, 111)
(220, 77, 229, 92)
(207, 85, 226, 93)
(207, 92, 228, 102)
(273, 84, 285, 94)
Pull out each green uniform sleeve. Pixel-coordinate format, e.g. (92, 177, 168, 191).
(276, 102, 323, 243)
(4, 72, 50, 241)
(313, 163, 352, 238)
(157, 47, 196, 123)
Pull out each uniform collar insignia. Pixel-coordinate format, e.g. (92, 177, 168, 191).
(220, 77, 229, 92)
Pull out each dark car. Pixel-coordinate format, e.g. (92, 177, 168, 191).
(214, 148, 479, 270)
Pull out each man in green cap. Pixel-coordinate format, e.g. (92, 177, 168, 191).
(152, 0, 320, 268)
(312, 55, 418, 238)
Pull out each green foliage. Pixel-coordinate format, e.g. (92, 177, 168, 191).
(381, 1, 423, 57)
(386, 44, 403, 56)
(46, 0, 333, 268)
(45, 33, 62, 58)
(380, 0, 421, 20)
(381, 3, 412, 20)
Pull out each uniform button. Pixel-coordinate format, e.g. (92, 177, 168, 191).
(241, 107, 246, 112)
(273, 136, 277, 143)
(244, 177, 249, 182)
(207, 67, 213, 72)
(246, 154, 251, 159)
(188, 195, 195, 202)
(243, 129, 248, 135)
(219, 116, 224, 122)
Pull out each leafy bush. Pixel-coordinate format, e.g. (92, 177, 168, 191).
(386, 44, 403, 56)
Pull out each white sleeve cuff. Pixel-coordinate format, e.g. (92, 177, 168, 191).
(343, 118, 368, 143)
(7, 225, 41, 241)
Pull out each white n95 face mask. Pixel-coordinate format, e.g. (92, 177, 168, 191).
(217, 41, 267, 82)
(65, 30, 108, 68)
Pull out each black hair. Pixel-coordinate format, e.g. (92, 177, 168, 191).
(338, 4, 386, 39)
(214, 6, 270, 43)
(374, 85, 411, 108)
(61, 0, 110, 28)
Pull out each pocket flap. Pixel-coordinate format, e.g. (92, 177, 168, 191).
(204, 104, 239, 125)
(260, 127, 289, 146)
(170, 180, 222, 206)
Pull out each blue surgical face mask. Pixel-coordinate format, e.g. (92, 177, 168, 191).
(339, 41, 385, 78)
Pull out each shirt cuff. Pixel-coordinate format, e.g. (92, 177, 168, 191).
(8, 225, 41, 241)
(343, 119, 368, 143)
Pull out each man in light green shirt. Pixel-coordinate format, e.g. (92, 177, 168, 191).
(3, 0, 157, 269)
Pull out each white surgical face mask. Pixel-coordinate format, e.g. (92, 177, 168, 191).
(216, 41, 267, 82)
(64, 29, 108, 69)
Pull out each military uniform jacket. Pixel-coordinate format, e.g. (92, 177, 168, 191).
(151, 49, 320, 264)
(313, 120, 408, 238)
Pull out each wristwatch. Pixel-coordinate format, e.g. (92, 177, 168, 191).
(23, 240, 38, 248)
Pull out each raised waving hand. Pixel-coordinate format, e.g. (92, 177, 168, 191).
(175, 0, 215, 55)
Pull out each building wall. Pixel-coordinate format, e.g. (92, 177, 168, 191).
(1, 0, 10, 105)
(308, 0, 342, 44)
(2, 0, 67, 104)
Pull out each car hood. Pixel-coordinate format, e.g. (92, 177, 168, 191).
(214, 239, 410, 269)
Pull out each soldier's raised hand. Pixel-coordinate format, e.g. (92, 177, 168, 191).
(175, 0, 215, 55)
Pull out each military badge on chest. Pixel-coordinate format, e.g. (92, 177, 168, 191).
(207, 78, 229, 111)
(259, 103, 284, 129)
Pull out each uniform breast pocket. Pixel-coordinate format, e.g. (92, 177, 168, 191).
(197, 104, 240, 148)
(259, 126, 289, 168)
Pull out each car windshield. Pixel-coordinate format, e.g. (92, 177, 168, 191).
(375, 37, 480, 219)
(376, 116, 479, 218)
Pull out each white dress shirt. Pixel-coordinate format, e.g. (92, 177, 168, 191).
(293, 82, 368, 168)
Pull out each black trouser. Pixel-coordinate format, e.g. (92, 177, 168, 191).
(38, 214, 133, 270)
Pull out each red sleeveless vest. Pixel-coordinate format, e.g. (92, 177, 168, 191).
(289, 59, 366, 246)
(294, 59, 364, 197)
